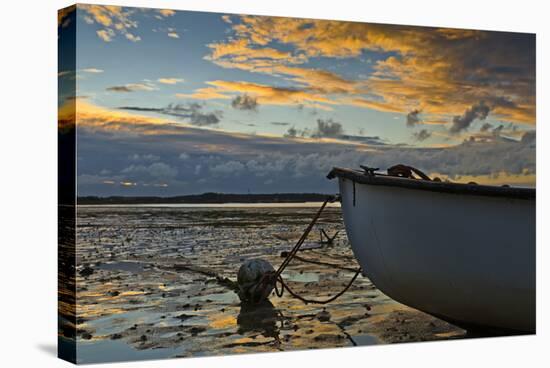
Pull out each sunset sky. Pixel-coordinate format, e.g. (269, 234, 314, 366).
(58, 5, 536, 196)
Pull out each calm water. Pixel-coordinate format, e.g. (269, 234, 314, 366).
(70, 204, 464, 364)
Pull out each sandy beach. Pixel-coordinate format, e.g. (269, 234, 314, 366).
(68, 204, 468, 364)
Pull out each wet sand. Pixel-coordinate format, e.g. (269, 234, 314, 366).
(70, 204, 467, 364)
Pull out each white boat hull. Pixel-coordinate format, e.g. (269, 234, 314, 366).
(337, 176, 535, 333)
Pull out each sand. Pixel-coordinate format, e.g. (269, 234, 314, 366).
(70, 204, 468, 363)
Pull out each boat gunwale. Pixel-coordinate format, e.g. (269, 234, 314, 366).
(327, 167, 535, 200)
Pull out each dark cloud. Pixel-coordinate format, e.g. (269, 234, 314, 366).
(492, 124, 504, 136)
(129, 153, 160, 162)
(191, 111, 221, 126)
(118, 106, 161, 112)
(77, 124, 535, 196)
(284, 126, 298, 138)
(210, 160, 246, 176)
(339, 134, 386, 145)
(312, 118, 344, 138)
(488, 96, 517, 109)
(450, 101, 491, 134)
(107, 86, 133, 92)
(75, 104, 535, 196)
(122, 162, 178, 180)
(480, 123, 493, 132)
(107, 83, 156, 93)
(413, 129, 431, 141)
(283, 119, 384, 145)
(271, 122, 291, 126)
(406, 109, 421, 127)
(119, 103, 222, 126)
(231, 94, 258, 111)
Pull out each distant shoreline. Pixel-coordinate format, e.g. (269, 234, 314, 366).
(77, 192, 334, 205)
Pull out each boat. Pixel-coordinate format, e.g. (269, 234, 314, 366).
(327, 165, 536, 334)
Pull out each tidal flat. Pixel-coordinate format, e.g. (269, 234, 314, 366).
(70, 204, 466, 364)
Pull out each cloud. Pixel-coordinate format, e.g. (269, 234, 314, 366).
(128, 153, 160, 162)
(97, 29, 115, 42)
(231, 94, 258, 111)
(406, 109, 421, 127)
(480, 123, 493, 132)
(176, 87, 232, 100)
(271, 122, 290, 126)
(491, 124, 504, 137)
(203, 15, 535, 126)
(157, 9, 176, 17)
(106, 83, 157, 92)
(210, 161, 245, 176)
(185, 80, 336, 110)
(80, 4, 141, 43)
(281, 118, 385, 145)
(158, 78, 184, 85)
(208, 38, 298, 63)
(167, 32, 180, 39)
(81, 68, 104, 73)
(413, 129, 432, 141)
(190, 111, 221, 126)
(450, 101, 491, 133)
(70, 101, 535, 195)
(125, 33, 141, 42)
(119, 103, 222, 126)
(312, 119, 344, 138)
(122, 162, 178, 179)
(284, 126, 299, 138)
(345, 98, 404, 113)
(106, 86, 133, 92)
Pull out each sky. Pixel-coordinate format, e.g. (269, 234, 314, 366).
(58, 4, 536, 196)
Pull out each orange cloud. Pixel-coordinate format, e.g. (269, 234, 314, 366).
(157, 9, 176, 17)
(182, 80, 337, 110)
(68, 101, 173, 135)
(206, 15, 535, 126)
(344, 98, 405, 113)
(158, 78, 184, 85)
(79, 4, 140, 43)
(176, 87, 232, 100)
(208, 38, 296, 62)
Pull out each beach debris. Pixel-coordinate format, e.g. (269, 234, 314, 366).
(316, 308, 331, 322)
(237, 259, 276, 303)
(79, 266, 94, 277)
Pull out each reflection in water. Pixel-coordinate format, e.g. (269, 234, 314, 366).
(237, 300, 282, 341)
